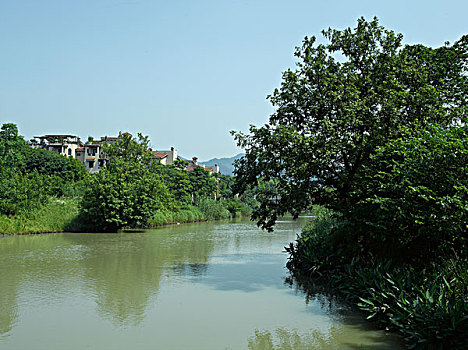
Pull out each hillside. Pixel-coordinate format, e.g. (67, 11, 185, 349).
(200, 153, 244, 175)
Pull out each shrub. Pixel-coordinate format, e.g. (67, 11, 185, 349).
(147, 206, 205, 227)
(285, 206, 347, 275)
(196, 198, 231, 220)
(345, 258, 468, 349)
(223, 199, 253, 218)
(173, 206, 204, 222)
(0, 170, 48, 215)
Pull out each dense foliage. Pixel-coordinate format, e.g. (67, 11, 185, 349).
(287, 209, 467, 349)
(351, 125, 468, 261)
(188, 166, 218, 200)
(79, 133, 176, 232)
(155, 160, 193, 205)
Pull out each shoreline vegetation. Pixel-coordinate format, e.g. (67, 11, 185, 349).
(285, 207, 467, 349)
(0, 194, 252, 236)
(0, 124, 257, 236)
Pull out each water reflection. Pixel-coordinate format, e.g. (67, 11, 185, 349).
(0, 239, 19, 336)
(63, 226, 216, 326)
(248, 326, 399, 350)
(199, 253, 283, 292)
(0, 235, 83, 337)
(248, 328, 335, 350)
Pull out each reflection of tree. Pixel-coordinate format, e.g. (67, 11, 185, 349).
(0, 222, 218, 335)
(69, 224, 216, 326)
(0, 264, 19, 336)
(87, 242, 164, 326)
(248, 326, 400, 350)
(284, 276, 343, 315)
(0, 235, 75, 336)
(248, 328, 334, 350)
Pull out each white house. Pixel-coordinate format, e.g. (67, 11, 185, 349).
(30, 134, 83, 158)
(152, 147, 178, 165)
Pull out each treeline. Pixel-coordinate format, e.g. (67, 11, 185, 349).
(233, 18, 467, 348)
(0, 124, 257, 234)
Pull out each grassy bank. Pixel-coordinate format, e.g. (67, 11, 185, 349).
(148, 205, 206, 226)
(1, 198, 251, 235)
(148, 199, 246, 227)
(286, 207, 468, 349)
(0, 198, 80, 235)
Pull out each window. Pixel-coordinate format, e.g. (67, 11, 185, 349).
(88, 161, 94, 169)
(68, 148, 72, 156)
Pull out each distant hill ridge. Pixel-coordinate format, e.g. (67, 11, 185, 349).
(200, 153, 244, 175)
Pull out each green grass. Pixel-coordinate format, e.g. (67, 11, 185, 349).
(0, 197, 247, 234)
(0, 197, 80, 235)
(148, 205, 206, 227)
(1, 201, 209, 234)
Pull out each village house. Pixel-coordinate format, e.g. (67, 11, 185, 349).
(29, 134, 221, 175)
(30, 134, 83, 158)
(151, 147, 179, 165)
(75, 136, 122, 173)
(75, 144, 103, 173)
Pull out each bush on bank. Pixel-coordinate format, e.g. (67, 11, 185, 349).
(286, 208, 468, 349)
(196, 198, 231, 221)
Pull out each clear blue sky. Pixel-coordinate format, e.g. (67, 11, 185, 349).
(1, 0, 466, 160)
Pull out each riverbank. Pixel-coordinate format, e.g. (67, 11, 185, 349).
(286, 208, 468, 349)
(0, 198, 80, 235)
(0, 198, 250, 236)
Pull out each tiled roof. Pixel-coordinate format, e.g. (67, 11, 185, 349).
(152, 151, 168, 158)
(86, 158, 95, 161)
(186, 164, 209, 171)
(76, 147, 84, 151)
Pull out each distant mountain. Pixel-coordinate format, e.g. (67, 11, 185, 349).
(200, 153, 244, 176)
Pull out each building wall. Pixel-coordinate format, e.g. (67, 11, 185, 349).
(84, 145, 101, 173)
(167, 147, 177, 165)
(46, 144, 79, 157)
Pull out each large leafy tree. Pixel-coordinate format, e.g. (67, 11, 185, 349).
(0, 123, 28, 169)
(188, 166, 217, 201)
(80, 133, 174, 232)
(154, 161, 192, 205)
(233, 17, 467, 231)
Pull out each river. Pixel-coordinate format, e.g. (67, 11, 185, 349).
(0, 217, 401, 349)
